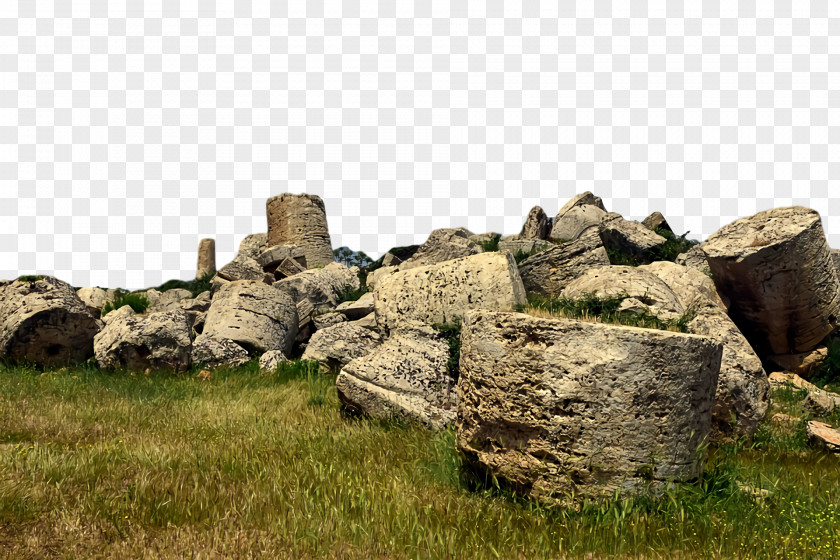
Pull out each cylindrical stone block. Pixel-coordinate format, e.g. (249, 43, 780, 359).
(266, 193, 334, 268)
(196, 238, 216, 279)
(702, 206, 840, 355)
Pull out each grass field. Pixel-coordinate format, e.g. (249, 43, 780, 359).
(1, 359, 839, 559)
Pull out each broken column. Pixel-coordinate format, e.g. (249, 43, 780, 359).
(266, 193, 334, 268)
(196, 238, 216, 279)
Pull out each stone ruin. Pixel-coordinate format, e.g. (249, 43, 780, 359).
(3, 190, 840, 505)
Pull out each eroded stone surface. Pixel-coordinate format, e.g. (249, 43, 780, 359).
(641, 261, 728, 312)
(273, 262, 360, 309)
(266, 193, 334, 268)
(456, 310, 722, 504)
(517, 206, 551, 240)
(191, 334, 250, 369)
(549, 205, 607, 242)
(497, 239, 554, 257)
(598, 212, 668, 258)
(196, 238, 216, 279)
(518, 228, 610, 296)
(336, 292, 375, 321)
(238, 233, 268, 259)
(94, 309, 192, 372)
(301, 322, 382, 373)
(807, 421, 840, 453)
(642, 211, 671, 233)
(259, 350, 289, 373)
(675, 245, 712, 275)
(399, 228, 483, 271)
(702, 206, 840, 355)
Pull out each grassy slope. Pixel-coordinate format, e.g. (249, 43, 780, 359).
(0, 361, 839, 559)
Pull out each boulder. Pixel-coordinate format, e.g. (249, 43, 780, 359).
(238, 233, 268, 259)
(336, 325, 454, 428)
(640, 261, 728, 311)
(145, 288, 193, 313)
(366, 266, 398, 291)
(313, 311, 346, 331)
(518, 228, 610, 296)
(399, 228, 483, 271)
(381, 252, 402, 267)
(196, 238, 216, 279)
(767, 346, 828, 378)
(216, 255, 266, 283)
(202, 280, 298, 356)
(259, 350, 289, 373)
(456, 310, 722, 504)
(549, 204, 607, 242)
(301, 323, 382, 373)
(191, 334, 250, 369)
(275, 257, 306, 280)
(598, 212, 668, 259)
(675, 245, 712, 275)
(806, 421, 840, 453)
(94, 309, 192, 372)
(702, 206, 840, 355)
(556, 191, 607, 217)
(374, 252, 527, 334)
(266, 193, 334, 268)
(497, 239, 554, 257)
(768, 371, 840, 415)
(336, 292, 375, 321)
(273, 262, 360, 309)
(256, 244, 308, 271)
(641, 211, 672, 233)
(351, 312, 378, 330)
(561, 266, 685, 320)
(0, 276, 102, 366)
(76, 287, 123, 316)
(517, 206, 551, 240)
(102, 304, 135, 325)
(467, 233, 500, 246)
(180, 291, 211, 313)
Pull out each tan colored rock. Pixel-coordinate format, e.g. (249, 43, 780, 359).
(336, 325, 454, 428)
(768, 371, 840, 415)
(301, 323, 382, 373)
(675, 245, 712, 275)
(399, 228, 483, 271)
(642, 211, 672, 233)
(641, 261, 728, 311)
(518, 228, 610, 296)
(336, 291, 375, 321)
(806, 421, 840, 453)
(555, 191, 606, 217)
(266, 193, 334, 268)
(467, 233, 499, 246)
(203, 280, 298, 356)
(76, 287, 123, 316)
(259, 350, 289, 373)
(598, 212, 668, 259)
(275, 257, 306, 280)
(102, 304, 135, 325)
(381, 252, 402, 267)
(196, 238, 216, 279)
(256, 245, 308, 271)
(374, 252, 527, 334)
(497, 239, 554, 257)
(549, 204, 607, 242)
(191, 334, 250, 369)
(238, 233, 268, 259)
(351, 312, 378, 330)
(517, 206, 551, 240)
(94, 309, 192, 372)
(313, 311, 346, 331)
(702, 206, 840, 355)
(768, 347, 828, 378)
(273, 262, 360, 309)
(366, 266, 398, 291)
(0, 276, 102, 366)
(145, 288, 193, 313)
(456, 311, 722, 504)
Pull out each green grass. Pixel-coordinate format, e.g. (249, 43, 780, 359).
(607, 228, 701, 267)
(513, 244, 554, 264)
(16, 275, 45, 283)
(101, 293, 150, 317)
(1, 361, 839, 558)
(150, 272, 214, 298)
(809, 333, 840, 390)
(521, 292, 696, 333)
(477, 234, 501, 253)
(337, 285, 369, 304)
(432, 319, 461, 382)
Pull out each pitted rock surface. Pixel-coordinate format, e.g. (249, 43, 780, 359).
(549, 204, 607, 242)
(336, 325, 454, 429)
(366, 266, 398, 291)
(94, 309, 192, 372)
(238, 233, 268, 259)
(598, 212, 668, 258)
(313, 311, 346, 331)
(191, 334, 250, 369)
(516, 206, 551, 240)
(196, 238, 216, 279)
(256, 244, 308, 270)
(456, 310, 722, 504)
(497, 239, 553, 256)
(0, 276, 102, 366)
(266, 193, 334, 268)
(336, 292, 375, 321)
(301, 322, 382, 373)
(145, 289, 193, 313)
(273, 262, 360, 308)
(641, 211, 672, 233)
(203, 280, 298, 356)
(374, 252, 527, 334)
(259, 350, 289, 373)
(518, 228, 610, 296)
(640, 261, 728, 311)
(675, 245, 711, 275)
(76, 287, 123, 316)
(702, 206, 840, 355)
(555, 191, 606, 218)
(399, 228, 483, 271)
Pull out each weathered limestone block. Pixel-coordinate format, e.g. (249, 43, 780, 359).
(351, 312, 378, 330)
(768, 346, 828, 378)
(675, 245, 712, 275)
(238, 233, 268, 259)
(273, 262, 360, 309)
(555, 191, 606, 217)
(145, 288, 193, 313)
(336, 292, 375, 321)
(191, 334, 250, 369)
(366, 266, 398, 291)
(275, 257, 306, 280)
(94, 309, 192, 372)
(76, 287, 123, 316)
(807, 421, 840, 453)
(518, 229, 610, 296)
(216, 255, 265, 283)
(374, 252, 527, 334)
(259, 350, 289, 373)
(266, 193, 334, 268)
(196, 238, 216, 279)
(641, 261, 728, 311)
(313, 311, 346, 331)
(467, 233, 499, 246)
(256, 244, 308, 271)
(336, 325, 454, 428)
(517, 206, 551, 240)
(598, 212, 668, 258)
(0, 276, 102, 366)
(456, 310, 723, 504)
(642, 211, 672, 233)
(102, 304, 135, 325)
(301, 323, 382, 373)
(497, 239, 554, 257)
(203, 280, 298, 356)
(399, 228, 482, 271)
(702, 206, 840, 355)
(768, 371, 840, 415)
(549, 204, 607, 242)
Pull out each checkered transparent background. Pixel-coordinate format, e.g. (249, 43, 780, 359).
(1, 1, 839, 290)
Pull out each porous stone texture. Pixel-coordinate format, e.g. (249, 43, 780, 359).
(273, 262, 360, 309)
(497, 239, 554, 257)
(642, 211, 672, 233)
(145, 289, 194, 313)
(180, 291, 211, 313)
(561, 266, 686, 320)
(675, 245, 712, 275)
(216, 255, 265, 283)
(399, 228, 483, 271)
(598, 212, 668, 258)
(0, 276, 102, 366)
(301, 322, 382, 373)
(203, 280, 298, 356)
(336, 291, 375, 321)
(196, 238, 216, 279)
(381, 252, 402, 267)
(517, 206, 551, 240)
(549, 204, 607, 242)
(275, 257, 307, 280)
(313, 311, 347, 331)
(555, 191, 607, 217)
(266, 193, 334, 268)
(191, 334, 250, 369)
(351, 312, 378, 330)
(702, 206, 840, 355)
(456, 310, 723, 504)
(640, 261, 728, 312)
(94, 309, 192, 372)
(76, 287, 123, 316)
(238, 233, 268, 259)
(256, 245, 308, 271)
(467, 233, 499, 246)
(259, 350, 289, 373)
(374, 252, 527, 334)
(518, 228, 610, 296)
(807, 421, 840, 453)
(336, 325, 454, 428)
(366, 266, 398, 291)
(102, 304, 135, 325)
